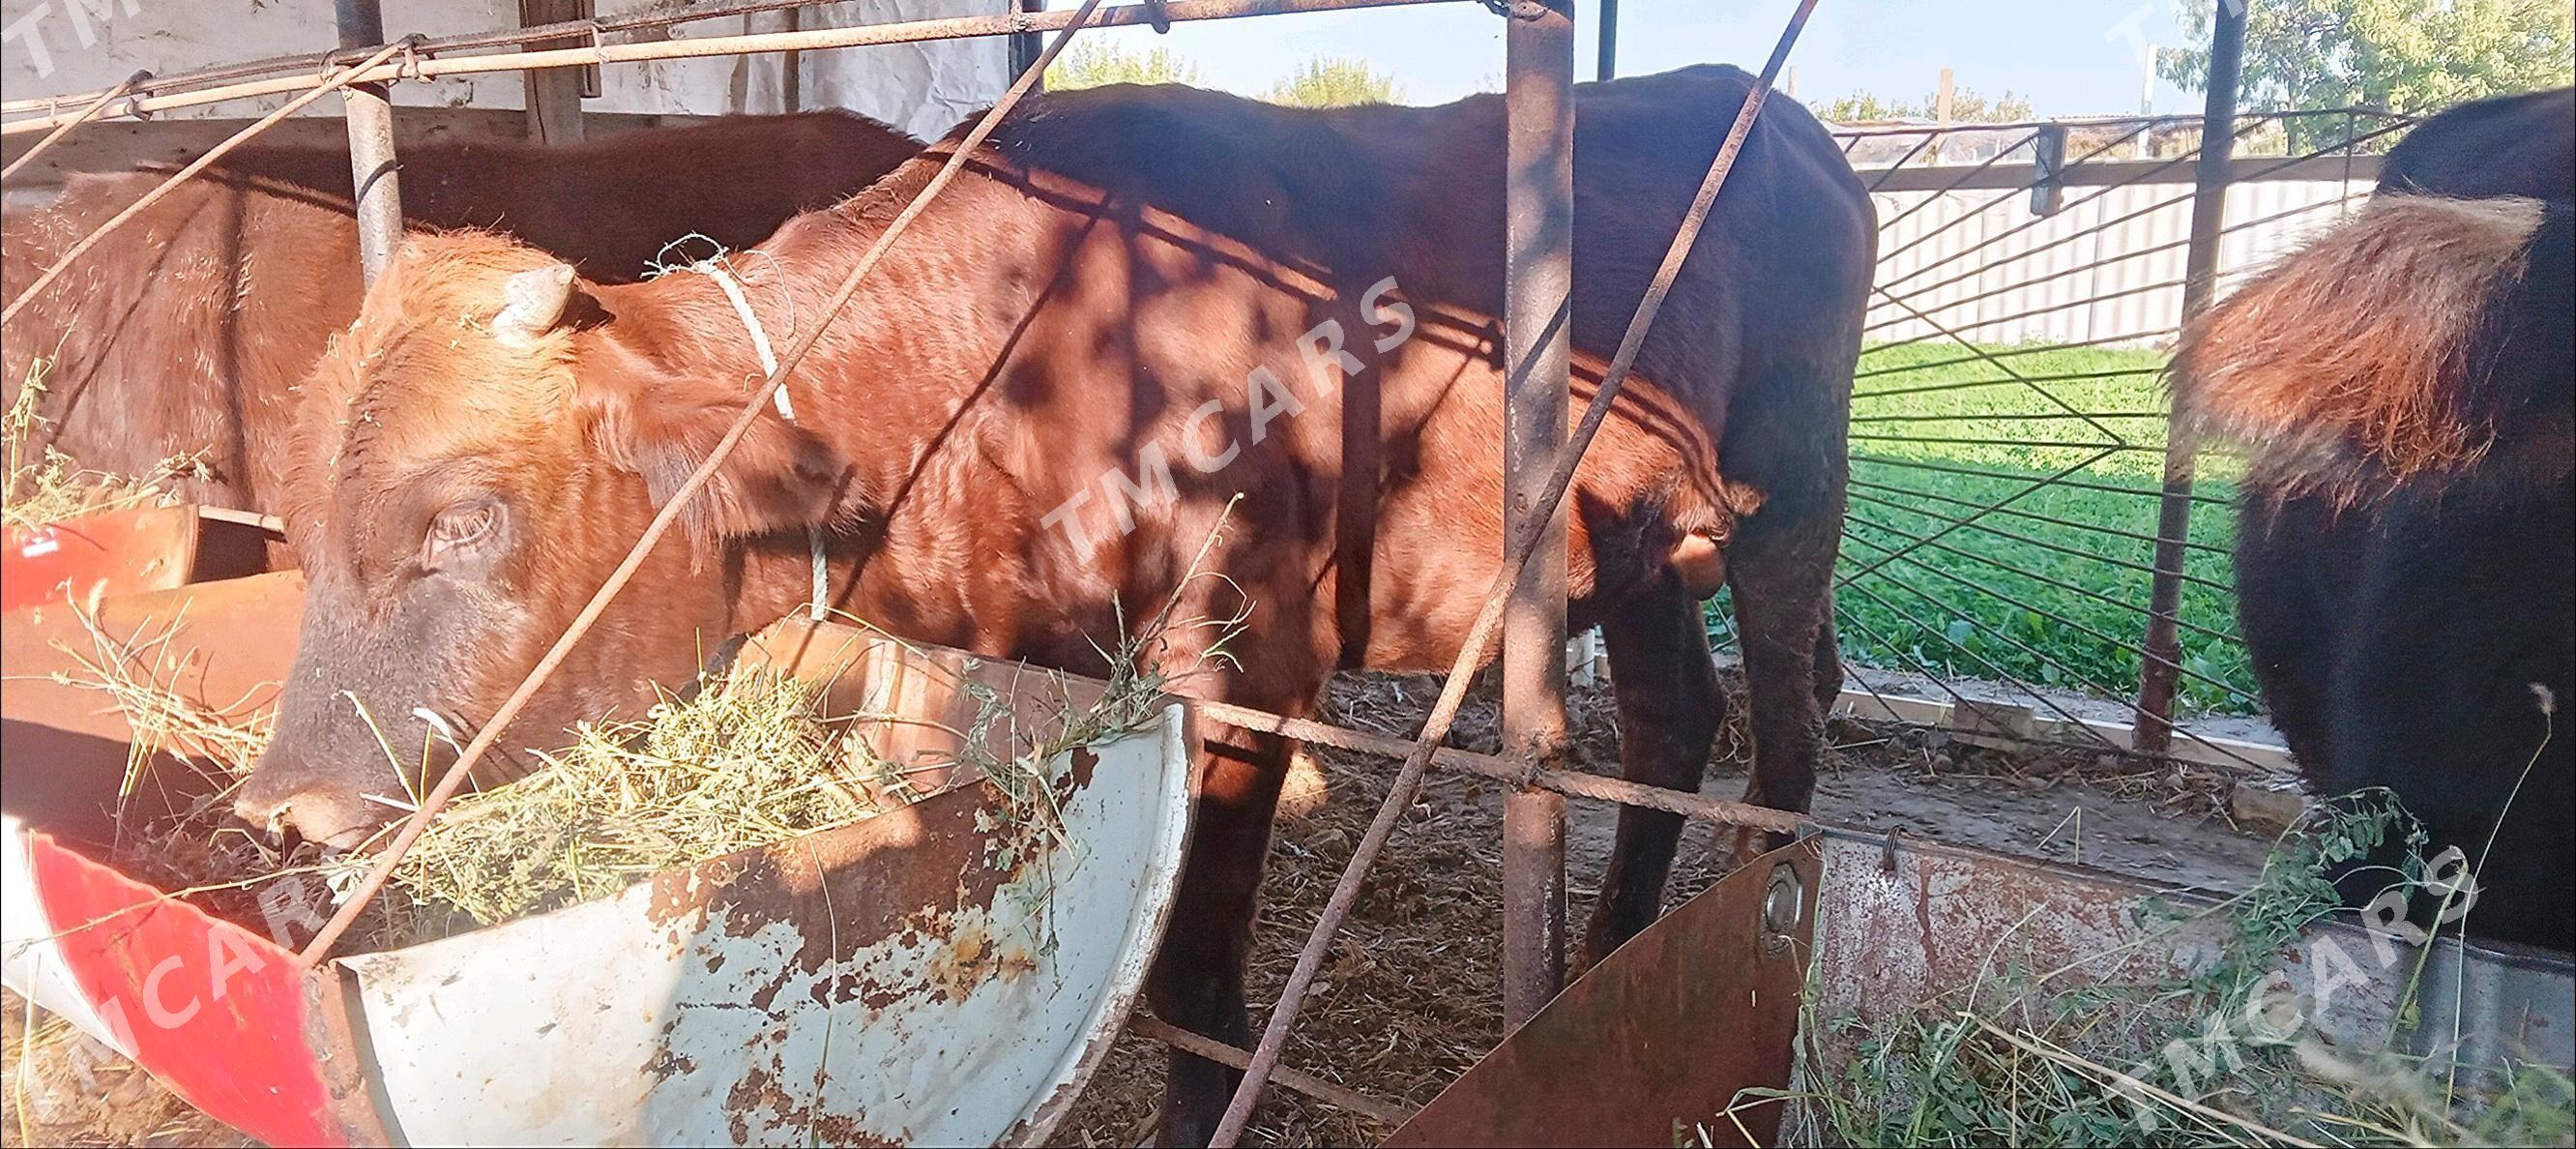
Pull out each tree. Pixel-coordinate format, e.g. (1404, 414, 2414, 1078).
(1266, 57, 1403, 108)
(1817, 86, 2034, 124)
(1045, 42, 1204, 91)
(2160, 0, 2573, 151)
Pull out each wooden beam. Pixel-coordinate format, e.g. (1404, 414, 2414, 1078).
(520, 0, 591, 144)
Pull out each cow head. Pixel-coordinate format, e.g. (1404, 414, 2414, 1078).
(235, 233, 846, 846)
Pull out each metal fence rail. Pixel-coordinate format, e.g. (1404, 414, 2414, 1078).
(1804, 74, 2413, 769)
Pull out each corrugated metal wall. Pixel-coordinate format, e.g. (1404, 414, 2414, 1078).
(1861, 170, 2380, 347)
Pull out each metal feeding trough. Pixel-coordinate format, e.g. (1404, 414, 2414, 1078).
(1395, 830, 2576, 1146)
(0, 503, 280, 613)
(1, 573, 1197, 1146)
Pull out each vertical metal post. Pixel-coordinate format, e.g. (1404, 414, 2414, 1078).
(1502, 0, 1574, 1028)
(781, 4, 804, 114)
(1011, 0, 1049, 88)
(335, 0, 402, 284)
(2135, 0, 2244, 752)
(1595, 0, 1618, 81)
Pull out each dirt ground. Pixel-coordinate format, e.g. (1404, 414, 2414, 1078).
(1062, 667, 2278, 1146)
(2, 670, 2279, 1148)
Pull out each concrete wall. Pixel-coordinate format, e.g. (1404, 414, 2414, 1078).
(1, 0, 1010, 142)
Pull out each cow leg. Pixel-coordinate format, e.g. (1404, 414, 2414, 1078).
(1150, 693, 1302, 1146)
(1727, 491, 1841, 827)
(1584, 590, 1725, 962)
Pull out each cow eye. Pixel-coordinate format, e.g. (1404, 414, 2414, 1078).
(422, 500, 504, 570)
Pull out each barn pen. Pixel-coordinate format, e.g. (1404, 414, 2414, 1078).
(4, 1, 2572, 1146)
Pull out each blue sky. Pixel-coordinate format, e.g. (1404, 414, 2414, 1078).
(1047, 0, 2208, 118)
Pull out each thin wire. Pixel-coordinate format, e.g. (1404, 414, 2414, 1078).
(1840, 506, 2245, 644)
(1854, 366, 2162, 403)
(1845, 486, 2233, 591)
(1856, 455, 2231, 507)
(1850, 473, 2232, 558)
(1842, 529, 2261, 706)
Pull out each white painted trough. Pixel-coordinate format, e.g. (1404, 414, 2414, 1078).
(1, 574, 1197, 1146)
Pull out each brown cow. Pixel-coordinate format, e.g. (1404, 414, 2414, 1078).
(1, 111, 920, 515)
(237, 67, 1871, 1142)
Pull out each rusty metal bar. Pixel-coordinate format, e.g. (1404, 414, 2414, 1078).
(0, 0, 841, 115)
(1010, 0, 1047, 87)
(2134, 0, 2243, 754)
(1127, 1016, 1419, 1127)
(0, 0, 1475, 136)
(0, 71, 144, 183)
(293, 0, 1115, 968)
(336, 0, 403, 283)
(1193, 700, 1805, 833)
(1207, 6, 1821, 1141)
(0, 40, 412, 327)
(1500, 0, 1575, 1032)
(1595, 0, 1617, 80)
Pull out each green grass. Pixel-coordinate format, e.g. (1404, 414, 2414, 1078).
(1711, 339, 2263, 717)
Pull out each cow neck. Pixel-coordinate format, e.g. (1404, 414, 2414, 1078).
(589, 203, 993, 630)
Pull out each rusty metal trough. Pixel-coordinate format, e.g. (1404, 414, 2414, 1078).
(1390, 828, 2574, 1145)
(0, 563, 1196, 1146)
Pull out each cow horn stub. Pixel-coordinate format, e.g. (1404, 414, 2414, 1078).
(493, 263, 576, 347)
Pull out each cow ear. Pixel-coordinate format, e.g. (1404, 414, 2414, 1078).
(582, 373, 844, 543)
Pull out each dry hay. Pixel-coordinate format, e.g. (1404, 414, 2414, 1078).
(4, 357, 203, 531)
(52, 592, 1179, 958)
(0, 990, 241, 1149)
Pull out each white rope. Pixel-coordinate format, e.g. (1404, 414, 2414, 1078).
(687, 257, 829, 621)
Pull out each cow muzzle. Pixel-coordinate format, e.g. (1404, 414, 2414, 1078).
(232, 774, 393, 852)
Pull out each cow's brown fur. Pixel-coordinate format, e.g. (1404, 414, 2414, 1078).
(2175, 196, 2553, 498)
(242, 70, 1871, 1143)
(0, 111, 920, 514)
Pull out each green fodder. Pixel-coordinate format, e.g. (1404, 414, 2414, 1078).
(3, 357, 204, 530)
(1766, 792, 2575, 1147)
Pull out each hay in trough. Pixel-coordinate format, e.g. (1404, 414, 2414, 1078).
(4, 357, 204, 530)
(62, 556, 1215, 952)
(368, 664, 880, 928)
(1770, 791, 2575, 1148)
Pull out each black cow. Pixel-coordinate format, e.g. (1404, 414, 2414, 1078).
(2176, 87, 2572, 951)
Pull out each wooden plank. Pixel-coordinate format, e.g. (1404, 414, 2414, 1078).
(519, 0, 591, 145)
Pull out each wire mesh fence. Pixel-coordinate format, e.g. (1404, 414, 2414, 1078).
(1712, 105, 2414, 768)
